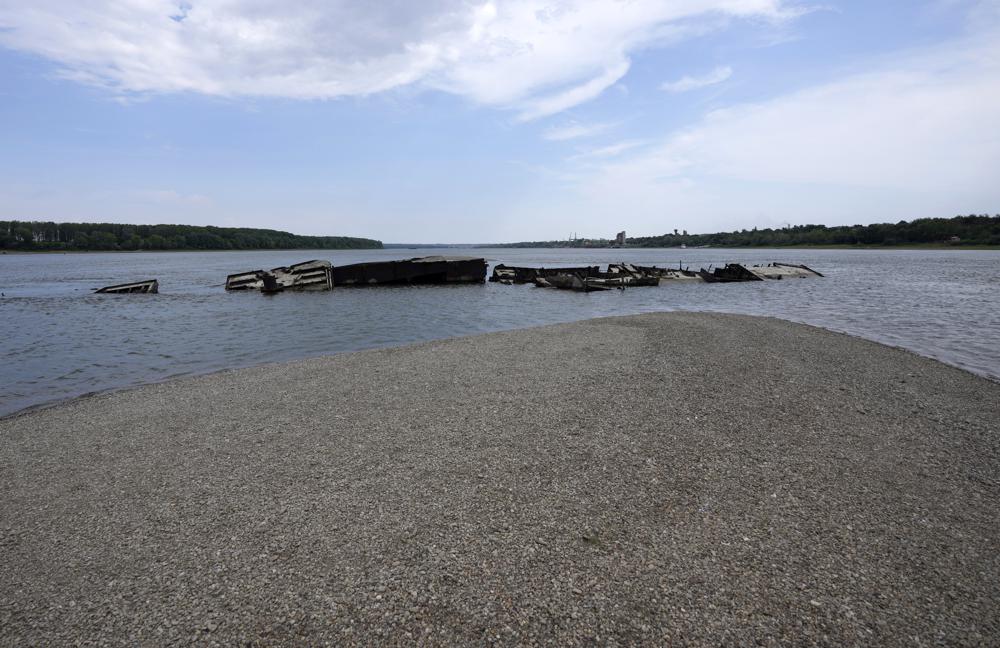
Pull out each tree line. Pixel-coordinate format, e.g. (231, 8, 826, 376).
(0, 221, 382, 251)
(493, 215, 1000, 248)
(628, 215, 1000, 248)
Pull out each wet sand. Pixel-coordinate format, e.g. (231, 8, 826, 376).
(1, 312, 998, 646)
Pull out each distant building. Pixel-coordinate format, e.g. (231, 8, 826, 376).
(615, 231, 626, 247)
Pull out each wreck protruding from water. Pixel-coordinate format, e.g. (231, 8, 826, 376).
(490, 264, 600, 284)
(496, 260, 823, 291)
(225, 260, 333, 292)
(607, 263, 701, 283)
(332, 256, 487, 286)
(226, 256, 487, 293)
(698, 262, 824, 283)
(94, 279, 159, 294)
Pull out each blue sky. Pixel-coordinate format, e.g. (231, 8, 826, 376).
(1, 0, 997, 243)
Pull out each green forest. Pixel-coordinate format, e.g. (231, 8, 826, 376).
(494, 214, 1000, 248)
(0, 221, 382, 251)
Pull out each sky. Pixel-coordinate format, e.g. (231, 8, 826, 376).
(0, 0, 998, 243)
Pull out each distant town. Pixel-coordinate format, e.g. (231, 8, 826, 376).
(488, 214, 1000, 248)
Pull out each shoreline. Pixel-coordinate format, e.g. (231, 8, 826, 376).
(2, 312, 998, 645)
(5, 244, 1000, 254)
(483, 244, 1000, 251)
(2, 312, 997, 423)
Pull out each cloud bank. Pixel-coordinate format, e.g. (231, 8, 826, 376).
(0, 0, 801, 117)
(570, 30, 1000, 231)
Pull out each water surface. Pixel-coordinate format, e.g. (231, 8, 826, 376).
(1, 247, 998, 417)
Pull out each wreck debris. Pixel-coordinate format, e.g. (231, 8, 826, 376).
(504, 261, 823, 290)
(534, 272, 615, 292)
(94, 279, 159, 294)
(490, 264, 600, 284)
(224, 257, 820, 294)
(226, 256, 487, 293)
(697, 263, 764, 283)
(226, 260, 333, 292)
(697, 262, 824, 282)
(749, 262, 825, 279)
(608, 263, 701, 282)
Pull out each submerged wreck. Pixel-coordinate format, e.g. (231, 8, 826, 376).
(495, 260, 823, 292)
(489, 264, 600, 284)
(224, 257, 819, 294)
(494, 262, 702, 291)
(225, 260, 333, 292)
(607, 263, 701, 282)
(94, 279, 159, 294)
(331, 256, 487, 286)
(226, 256, 487, 293)
(698, 262, 824, 283)
(535, 273, 616, 292)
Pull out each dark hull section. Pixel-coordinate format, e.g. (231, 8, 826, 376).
(331, 257, 487, 286)
(697, 264, 764, 283)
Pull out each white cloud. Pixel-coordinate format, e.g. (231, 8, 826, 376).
(661, 65, 733, 93)
(516, 61, 630, 121)
(570, 139, 646, 160)
(566, 30, 1000, 231)
(542, 120, 616, 141)
(0, 0, 802, 117)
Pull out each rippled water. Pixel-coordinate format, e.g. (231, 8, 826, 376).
(1, 247, 998, 417)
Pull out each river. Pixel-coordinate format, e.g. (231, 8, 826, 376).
(1, 247, 997, 417)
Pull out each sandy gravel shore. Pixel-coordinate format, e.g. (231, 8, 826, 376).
(1, 312, 998, 646)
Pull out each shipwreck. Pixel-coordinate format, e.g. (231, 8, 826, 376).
(697, 262, 824, 283)
(494, 260, 823, 291)
(226, 260, 333, 292)
(226, 256, 487, 293)
(331, 256, 487, 286)
(94, 279, 159, 294)
(489, 264, 600, 284)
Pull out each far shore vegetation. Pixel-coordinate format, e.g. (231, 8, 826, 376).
(491, 214, 1000, 249)
(0, 221, 382, 252)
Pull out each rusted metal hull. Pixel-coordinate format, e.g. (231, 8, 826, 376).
(95, 279, 159, 294)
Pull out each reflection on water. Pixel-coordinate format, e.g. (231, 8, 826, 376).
(1, 247, 998, 417)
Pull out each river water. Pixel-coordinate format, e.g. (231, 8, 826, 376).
(1, 247, 998, 417)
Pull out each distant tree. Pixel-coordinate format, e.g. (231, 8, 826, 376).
(90, 231, 118, 249)
(14, 226, 34, 247)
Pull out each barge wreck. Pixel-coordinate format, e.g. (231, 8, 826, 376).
(94, 279, 159, 294)
(332, 256, 486, 286)
(698, 262, 824, 282)
(226, 256, 487, 293)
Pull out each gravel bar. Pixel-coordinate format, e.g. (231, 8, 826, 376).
(1, 312, 998, 646)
